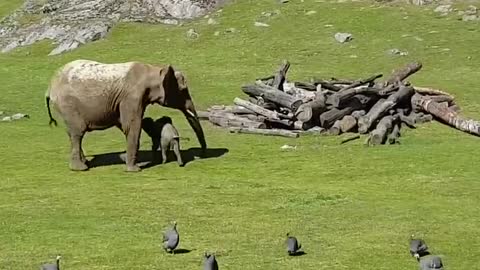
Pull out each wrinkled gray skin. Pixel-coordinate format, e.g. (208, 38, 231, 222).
(45, 59, 206, 172)
(203, 252, 219, 270)
(410, 237, 429, 260)
(419, 255, 444, 270)
(163, 221, 179, 254)
(142, 116, 183, 167)
(40, 255, 61, 270)
(286, 233, 302, 255)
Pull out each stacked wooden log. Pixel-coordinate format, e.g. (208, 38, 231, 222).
(199, 60, 480, 143)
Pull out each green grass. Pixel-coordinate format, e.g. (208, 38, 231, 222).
(1, 0, 480, 269)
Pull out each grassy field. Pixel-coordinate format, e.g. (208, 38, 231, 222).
(1, 0, 480, 269)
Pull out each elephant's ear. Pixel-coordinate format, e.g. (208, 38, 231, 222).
(141, 117, 155, 137)
(174, 71, 188, 91)
(160, 65, 179, 91)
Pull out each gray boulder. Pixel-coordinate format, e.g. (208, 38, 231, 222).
(0, 0, 226, 55)
(334, 32, 353, 43)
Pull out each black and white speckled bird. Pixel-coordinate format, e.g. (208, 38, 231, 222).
(410, 235, 429, 260)
(40, 255, 61, 270)
(286, 233, 302, 255)
(419, 255, 444, 270)
(163, 221, 180, 254)
(203, 251, 219, 270)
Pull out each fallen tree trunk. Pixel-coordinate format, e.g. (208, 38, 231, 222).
(233, 97, 290, 120)
(384, 62, 423, 85)
(339, 115, 357, 133)
(208, 113, 266, 129)
(321, 95, 374, 128)
(242, 82, 304, 112)
(209, 105, 255, 114)
(329, 120, 342, 135)
(294, 92, 328, 123)
(358, 85, 415, 133)
(387, 121, 401, 144)
(327, 86, 380, 107)
(366, 115, 396, 145)
(328, 74, 383, 106)
(272, 60, 291, 90)
(197, 111, 210, 120)
(351, 110, 366, 119)
(294, 81, 317, 91)
(414, 86, 455, 99)
(320, 106, 358, 128)
(311, 79, 342, 91)
(248, 97, 279, 111)
(229, 127, 299, 138)
(412, 94, 480, 136)
(422, 94, 455, 104)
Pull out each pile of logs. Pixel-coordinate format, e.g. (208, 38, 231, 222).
(199, 60, 480, 144)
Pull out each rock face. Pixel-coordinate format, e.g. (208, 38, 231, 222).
(0, 0, 226, 55)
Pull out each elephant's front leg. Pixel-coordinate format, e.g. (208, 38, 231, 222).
(120, 101, 144, 172)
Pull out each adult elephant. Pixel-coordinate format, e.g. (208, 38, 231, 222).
(45, 59, 206, 172)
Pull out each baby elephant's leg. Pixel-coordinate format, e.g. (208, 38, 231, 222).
(160, 140, 168, 164)
(152, 138, 161, 162)
(172, 138, 184, 167)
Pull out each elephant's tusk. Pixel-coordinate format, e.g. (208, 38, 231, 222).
(186, 109, 196, 118)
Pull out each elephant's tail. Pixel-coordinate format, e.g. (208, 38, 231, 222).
(45, 93, 58, 127)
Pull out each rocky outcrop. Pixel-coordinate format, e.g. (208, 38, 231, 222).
(0, 0, 226, 55)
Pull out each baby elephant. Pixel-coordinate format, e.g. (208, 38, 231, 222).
(142, 116, 184, 167)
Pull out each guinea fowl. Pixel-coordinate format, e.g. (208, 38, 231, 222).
(410, 235, 429, 260)
(40, 255, 61, 270)
(163, 221, 180, 254)
(419, 255, 444, 270)
(286, 233, 302, 255)
(203, 252, 219, 270)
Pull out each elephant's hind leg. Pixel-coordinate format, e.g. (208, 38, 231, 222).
(67, 129, 88, 171)
(160, 144, 168, 164)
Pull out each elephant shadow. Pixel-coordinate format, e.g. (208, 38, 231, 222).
(87, 147, 229, 169)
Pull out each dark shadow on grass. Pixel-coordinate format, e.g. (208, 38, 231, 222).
(172, 248, 192, 254)
(288, 251, 307, 257)
(87, 147, 229, 169)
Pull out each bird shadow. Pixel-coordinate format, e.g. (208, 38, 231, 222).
(172, 249, 192, 254)
(289, 251, 307, 257)
(87, 147, 229, 169)
(417, 251, 431, 258)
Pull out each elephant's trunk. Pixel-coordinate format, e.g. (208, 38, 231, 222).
(183, 106, 207, 153)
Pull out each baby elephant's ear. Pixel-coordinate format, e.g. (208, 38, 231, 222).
(142, 117, 155, 134)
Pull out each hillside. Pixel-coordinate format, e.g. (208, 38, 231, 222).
(0, 0, 479, 269)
